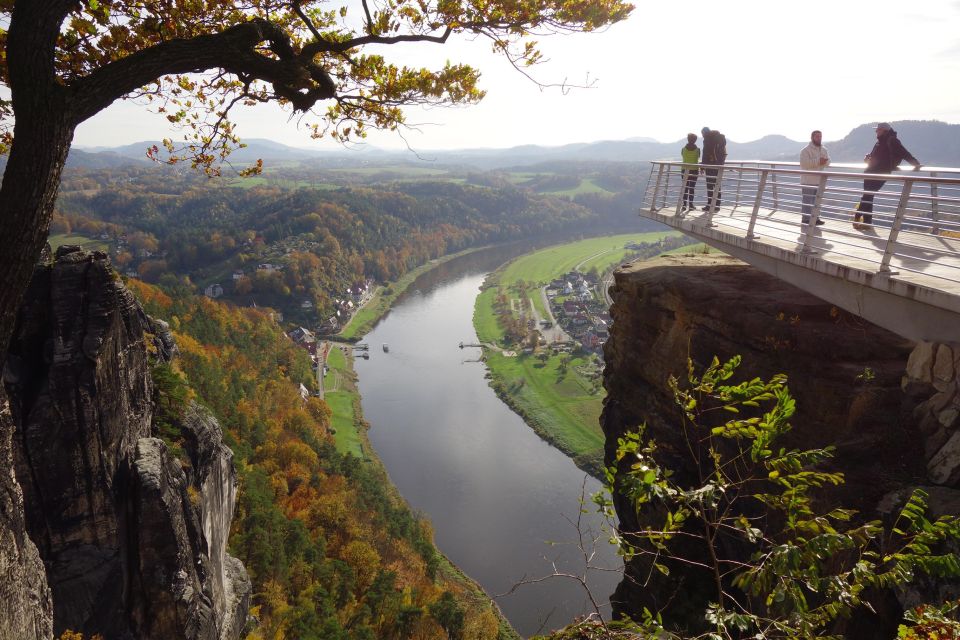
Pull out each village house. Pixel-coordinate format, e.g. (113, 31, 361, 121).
(288, 326, 318, 355)
(203, 283, 224, 298)
(571, 312, 590, 327)
(317, 316, 339, 334)
(348, 280, 370, 301)
(580, 330, 599, 350)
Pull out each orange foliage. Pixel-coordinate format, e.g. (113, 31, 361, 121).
(126, 278, 173, 310)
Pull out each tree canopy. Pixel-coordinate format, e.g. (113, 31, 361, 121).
(0, 0, 632, 364)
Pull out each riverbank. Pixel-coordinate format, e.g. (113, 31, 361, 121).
(322, 251, 521, 640)
(473, 232, 683, 477)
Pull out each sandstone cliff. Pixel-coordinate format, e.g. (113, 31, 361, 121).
(601, 253, 953, 635)
(0, 387, 53, 640)
(2, 247, 249, 639)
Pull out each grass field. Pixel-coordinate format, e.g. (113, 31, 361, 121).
(328, 165, 451, 177)
(327, 391, 361, 456)
(48, 233, 109, 253)
(541, 177, 613, 196)
(473, 286, 506, 344)
(498, 231, 682, 286)
(323, 344, 364, 457)
(485, 351, 605, 469)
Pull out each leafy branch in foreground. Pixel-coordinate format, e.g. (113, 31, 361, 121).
(590, 355, 960, 639)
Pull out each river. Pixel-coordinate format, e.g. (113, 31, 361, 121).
(353, 245, 622, 638)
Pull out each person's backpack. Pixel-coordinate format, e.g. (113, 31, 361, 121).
(716, 133, 727, 161)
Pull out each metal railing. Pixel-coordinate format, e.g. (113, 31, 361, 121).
(642, 160, 960, 283)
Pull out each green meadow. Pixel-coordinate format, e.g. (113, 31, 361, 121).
(324, 344, 364, 457)
(498, 231, 681, 286)
(48, 233, 109, 253)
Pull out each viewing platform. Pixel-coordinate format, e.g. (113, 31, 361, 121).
(639, 161, 960, 343)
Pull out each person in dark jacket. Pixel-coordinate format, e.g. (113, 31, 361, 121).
(854, 122, 921, 228)
(700, 127, 727, 211)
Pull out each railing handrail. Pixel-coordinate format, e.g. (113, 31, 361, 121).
(658, 158, 960, 176)
(650, 160, 960, 185)
(641, 160, 960, 288)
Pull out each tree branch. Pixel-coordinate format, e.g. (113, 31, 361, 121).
(304, 28, 452, 56)
(70, 18, 336, 124)
(360, 0, 375, 34)
(291, 0, 324, 43)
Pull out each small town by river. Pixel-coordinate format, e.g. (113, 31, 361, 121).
(353, 245, 622, 638)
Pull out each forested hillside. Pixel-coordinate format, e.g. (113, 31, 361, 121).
(130, 279, 512, 640)
(53, 166, 646, 326)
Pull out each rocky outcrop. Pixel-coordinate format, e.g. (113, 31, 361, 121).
(0, 388, 53, 640)
(601, 253, 930, 631)
(902, 342, 960, 485)
(3, 246, 249, 639)
(178, 403, 250, 640)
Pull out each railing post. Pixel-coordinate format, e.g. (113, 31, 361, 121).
(704, 166, 723, 227)
(801, 173, 828, 253)
(734, 162, 743, 208)
(769, 164, 780, 210)
(649, 163, 665, 212)
(930, 172, 941, 235)
(675, 168, 687, 217)
(661, 165, 671, 209)
(879, 180, 914, 273)
(746, 169, 768, 239)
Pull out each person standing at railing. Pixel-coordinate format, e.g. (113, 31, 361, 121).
(854, 122, 922, 229)
(799, 130, 830, 225)
(681, 133, 701, 211)
(701, 127, 727, 211)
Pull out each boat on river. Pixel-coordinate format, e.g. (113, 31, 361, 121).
(382, 343, 389, 352)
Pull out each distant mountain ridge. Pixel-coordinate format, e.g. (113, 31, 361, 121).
(64, 120, 960, 170)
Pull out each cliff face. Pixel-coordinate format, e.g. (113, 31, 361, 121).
(601, 254, 938, 630)
(2, 247, 249, 639)
(0, 388, 53, 640)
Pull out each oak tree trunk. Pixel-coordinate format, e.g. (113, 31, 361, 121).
(0, 108, 74, 366)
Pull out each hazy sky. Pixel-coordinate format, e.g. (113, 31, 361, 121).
(73, 0, 960, 151)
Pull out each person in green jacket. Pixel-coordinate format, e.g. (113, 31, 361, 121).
(681, 133, 701, 211)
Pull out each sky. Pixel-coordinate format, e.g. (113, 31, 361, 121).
(73, 0, 960, 152)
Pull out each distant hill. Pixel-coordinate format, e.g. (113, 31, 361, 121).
(65, 148, 149, 169)
(428, 121, 960, 168)
(69, 137, 333, 168)
(59, 120, 960, 171)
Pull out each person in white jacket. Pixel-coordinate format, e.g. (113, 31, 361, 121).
(799, 130, 830, 225)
